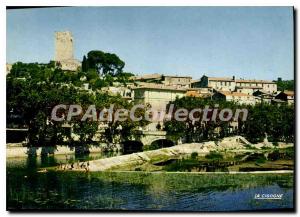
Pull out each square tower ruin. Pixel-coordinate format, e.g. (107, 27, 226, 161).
(55, 31, 74, 61)
(54, 31, 81, 71)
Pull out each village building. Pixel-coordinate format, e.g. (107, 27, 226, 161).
(253, 90, 274, 104)
(212, 90, 256, 105)
(132, 83, 186, 111)
(275, 91, 295, 105)
(133, 73, 192, 88)
(162, 75, 192, 88)
(236, 79, 277, 93)
(193, 76, 236, 91)
(132, 83, 187, 131)
(186, 88, 212, 98)
(101, 85, 133, 101)
(235, 86, 263, 95)
(194, 75, 277, 93)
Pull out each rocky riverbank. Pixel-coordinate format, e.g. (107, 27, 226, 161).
(55, 136, 294, 172)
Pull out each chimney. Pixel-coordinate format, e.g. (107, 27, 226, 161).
(233, 76, 235, 81)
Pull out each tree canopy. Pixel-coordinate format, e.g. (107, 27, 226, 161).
(164, 96, 294, 143)
(276, 80, 294, 91)
(7, 62, 147, 148)
(84, 50, 125, 76)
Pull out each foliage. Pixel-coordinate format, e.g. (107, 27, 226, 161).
(255, 156, 267, 164)
(276, 80, 294, 91)
(7, 62, 148, 147)
(84, 50, 125, 76)
(164, 96, 294, 143)
(163, 158, 199, 172)
(205, 151, 224, 160)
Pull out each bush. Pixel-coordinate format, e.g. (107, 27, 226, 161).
(255, 156, 267, 164)
(205, 151, 223, 160)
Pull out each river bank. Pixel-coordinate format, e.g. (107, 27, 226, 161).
(6, 143, 122, 158)
(54, 136, 293, 172)
(6, 137, 294, 211)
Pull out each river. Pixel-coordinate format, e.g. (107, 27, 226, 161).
(7, 153, 294, 211)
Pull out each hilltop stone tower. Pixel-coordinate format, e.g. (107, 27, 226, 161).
(54, 31, 81, 71)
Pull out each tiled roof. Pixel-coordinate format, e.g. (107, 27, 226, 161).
(207, 76, 275, 84)
(283, 91, 294, 96)
(236, 79, 275, 84)
(217, 91, 253, 97)
(236, 86, 263, 89)
(164, 75, 192, 79)
(208, 77, 234, 81)
(133, 73, 162, 80)
(132, 83, 187, 92)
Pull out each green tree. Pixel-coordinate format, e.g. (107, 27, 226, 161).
(82, 55, 88, 72)
(276, 80, 294, 91)
(86, 50, 125, 76)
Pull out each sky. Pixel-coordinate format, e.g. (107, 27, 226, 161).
(6, 7, 294, 80)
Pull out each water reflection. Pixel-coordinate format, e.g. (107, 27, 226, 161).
(7, 168, 293, 211)
(6, 152, 294, 211)
(7, 151, 120, 170)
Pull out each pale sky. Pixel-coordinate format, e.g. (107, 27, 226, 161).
(7, 7, 294, 80)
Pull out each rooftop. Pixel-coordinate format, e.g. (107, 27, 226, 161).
(133, 73, 193, 81)
(283, 91, 294, 96)
(217, 91, 254, 97)
(236, 86, 263, 89)
(206, 76, 275, 84)
(132, 83, 187, 92)
(133, 73, 162, 80)
(236, 79, 275, 84)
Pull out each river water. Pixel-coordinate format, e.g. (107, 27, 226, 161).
(7, 153, 294, 211)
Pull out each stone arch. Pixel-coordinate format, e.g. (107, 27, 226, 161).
(149, 139, 174, 149)
(121, 140, 144, 154)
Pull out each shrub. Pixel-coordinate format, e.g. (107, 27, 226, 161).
(205, 151, 223, 160)
(255, 156, 266, 164)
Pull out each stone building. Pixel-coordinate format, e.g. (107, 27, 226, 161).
(186, 88, 212, 98)
(253, 90, 274, 104)
(132, 83, 186, 111)
(162, 75, 192, 88)
(133, 73, 192, 88)
(132, 83, 186, 131)
(101, 86, 133, 101)
(212, 90, 256, 105)
(275, 91, 294, 105)
(194, 75, 277, 93)
(236, 79, 277, 93)
(54, 31, 81, 71)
